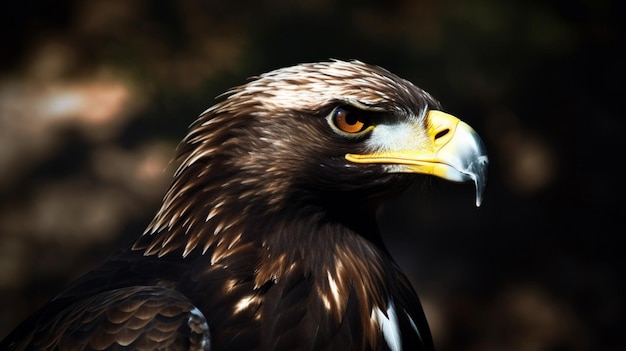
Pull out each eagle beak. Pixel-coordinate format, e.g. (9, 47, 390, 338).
(345, 110, 488, 206)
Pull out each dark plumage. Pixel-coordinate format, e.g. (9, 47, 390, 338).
(1, 60, 487, 351)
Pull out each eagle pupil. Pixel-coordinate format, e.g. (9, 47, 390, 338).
(344, 111, 358, 125)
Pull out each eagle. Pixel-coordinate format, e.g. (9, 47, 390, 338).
(1, 60, 487, 351)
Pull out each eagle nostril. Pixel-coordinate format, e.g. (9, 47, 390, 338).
(434, 129, 449, 140)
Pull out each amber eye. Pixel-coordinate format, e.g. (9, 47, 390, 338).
(331, 107, 371, 134)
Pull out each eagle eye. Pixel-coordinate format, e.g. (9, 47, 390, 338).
(329, 106, 373, 136)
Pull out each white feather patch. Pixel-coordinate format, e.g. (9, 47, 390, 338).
(371, 301, 402, 351)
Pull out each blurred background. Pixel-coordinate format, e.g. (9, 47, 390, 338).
(0, 0, 623, 350)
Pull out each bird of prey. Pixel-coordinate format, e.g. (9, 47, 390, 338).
(1, 60, 487, 351)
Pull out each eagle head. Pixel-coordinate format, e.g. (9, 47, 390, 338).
(139, 60, 488, 258)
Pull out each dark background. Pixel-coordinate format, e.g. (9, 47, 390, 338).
(0, 1, 623, 350)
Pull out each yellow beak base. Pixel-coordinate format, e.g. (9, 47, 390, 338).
(345, 111, 488, 206)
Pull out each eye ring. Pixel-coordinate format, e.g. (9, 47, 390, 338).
(328, 106, 373, 136)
